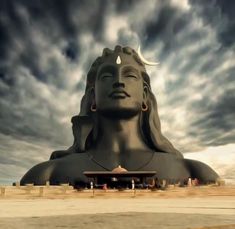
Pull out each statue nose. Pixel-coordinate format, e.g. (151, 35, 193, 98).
(113, 72, 125, 88)
(113, 81, 125, 88)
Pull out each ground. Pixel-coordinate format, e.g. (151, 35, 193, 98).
(0, 185, 234, 229)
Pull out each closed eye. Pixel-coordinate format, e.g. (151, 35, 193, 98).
(100, 73, 113, 79)
(124, 73, 138, 79)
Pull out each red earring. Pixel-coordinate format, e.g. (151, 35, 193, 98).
(142, 102, 148, 111)
(91, 103, 97, 112)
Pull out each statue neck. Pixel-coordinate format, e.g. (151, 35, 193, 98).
(93, 114, 149, 153)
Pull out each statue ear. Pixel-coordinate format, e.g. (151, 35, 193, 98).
(143, 85, 148, 101)
(90, 87, 95, 100)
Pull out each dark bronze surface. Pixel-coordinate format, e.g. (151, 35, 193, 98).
(20, 46, 219, 187)
(83, 171, 157, 178)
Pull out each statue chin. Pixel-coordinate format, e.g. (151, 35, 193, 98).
(98, 107, 140, 119)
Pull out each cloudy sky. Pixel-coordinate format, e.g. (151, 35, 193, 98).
(0, 0, 234, 184)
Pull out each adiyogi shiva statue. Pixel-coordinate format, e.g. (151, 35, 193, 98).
(21, 45, 219, 186)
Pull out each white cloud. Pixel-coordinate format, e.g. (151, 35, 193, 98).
(171, 0, 191, 11)
(105, 16, 129, 43)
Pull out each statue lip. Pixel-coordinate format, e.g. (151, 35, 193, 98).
(109, 90, 130, 98)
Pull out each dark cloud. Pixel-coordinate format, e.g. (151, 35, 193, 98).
(0, 23, 10, 60)
(142, 3, 190, 54)
(63, 40, 80, 61)
(114, 0, 140, 13)
(189, 0, 235, 48)
(145, 5, 176, 43)
(0, 85, 72, 147)
(0, 0, 109, 87)
(186, 87, 235, 148)
(0, 0, 234, 183)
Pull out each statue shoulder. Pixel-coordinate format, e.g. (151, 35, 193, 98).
(50, 152, 92, 173)
(184, 159, 219, 182)
(20, 160, 56, 185)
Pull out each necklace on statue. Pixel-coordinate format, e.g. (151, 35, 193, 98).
(87, 152, 111, 171)
(87, 151, 155, 171)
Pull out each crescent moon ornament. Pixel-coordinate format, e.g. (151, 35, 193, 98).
(137, 46, 159, 66)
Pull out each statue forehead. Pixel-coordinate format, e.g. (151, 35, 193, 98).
(97, 52, 146, 73)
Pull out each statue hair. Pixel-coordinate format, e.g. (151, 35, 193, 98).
(70, 46, 183, 158)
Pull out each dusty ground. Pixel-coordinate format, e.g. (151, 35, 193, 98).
(0, 185, 234, 229)
(1, 184, 235, 199)
(0, 213, 234, 229)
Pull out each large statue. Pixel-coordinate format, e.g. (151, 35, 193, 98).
(21, 46, 219, 186)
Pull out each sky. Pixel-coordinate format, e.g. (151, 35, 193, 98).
(0, 0, 234, 184)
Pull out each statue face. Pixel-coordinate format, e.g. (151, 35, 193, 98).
(94, 54, 146, 118)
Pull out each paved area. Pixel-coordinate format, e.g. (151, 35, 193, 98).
(0, 213, 234, 229)
(0, 187, 234, 228)
(0, 197, 234, 217)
